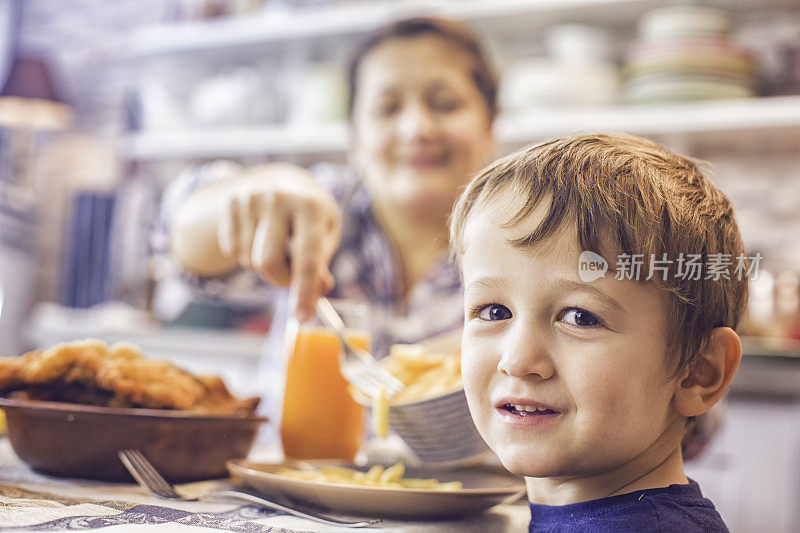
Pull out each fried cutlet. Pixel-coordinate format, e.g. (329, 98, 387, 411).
(0, 339, 259, 415)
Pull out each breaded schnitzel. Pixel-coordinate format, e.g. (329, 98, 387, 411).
(0, 339, 259, 415)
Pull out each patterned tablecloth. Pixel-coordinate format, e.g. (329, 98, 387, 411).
(0, 439, 529, 532)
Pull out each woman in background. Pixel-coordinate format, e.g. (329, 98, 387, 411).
(159, 17, 497, 354)
(154, 17, 497, 431)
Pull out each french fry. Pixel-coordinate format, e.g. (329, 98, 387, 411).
(364, 465, 383, 482)
(275, 463, 462, 490)
(372, 387, 389, 438)
(385, 348, 462, 402)
(379, 462, 404, 483)
(399, 478, 439, 489)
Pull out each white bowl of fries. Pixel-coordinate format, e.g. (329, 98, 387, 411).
(366, 343, 490, 465)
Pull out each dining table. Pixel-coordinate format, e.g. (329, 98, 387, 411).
(0, 437, 531, 532)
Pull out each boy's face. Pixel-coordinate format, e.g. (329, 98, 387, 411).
(460, 191, 684, 480)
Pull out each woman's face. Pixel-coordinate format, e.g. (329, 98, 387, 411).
(351, 35, 496, 220)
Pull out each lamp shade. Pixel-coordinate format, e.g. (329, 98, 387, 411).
(2, 56, 63, 101)
(0, 55, 73, 131)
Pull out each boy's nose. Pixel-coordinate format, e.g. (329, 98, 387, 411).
(497, 323, 555, 380)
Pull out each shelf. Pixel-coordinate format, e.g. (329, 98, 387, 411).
(26, 322, 265, 362)
(124, 0, 798, 58)
(119, 96, 800, 161)
(731, 355, 800, 398)
(24, 303, 264, 362)
(740, 335, 800, 360)
(121, 122, 349, 160)
(125, 0, 657, 57)
(496, 95, 800, 149)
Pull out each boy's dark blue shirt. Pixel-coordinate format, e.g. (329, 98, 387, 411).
(528, 480, 728, 532)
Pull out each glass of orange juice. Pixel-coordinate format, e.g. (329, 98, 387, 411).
(280, 299, 370, 461)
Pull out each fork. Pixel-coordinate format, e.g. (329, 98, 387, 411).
(315, 297, 405, 399)
(117, 449, 381, 528)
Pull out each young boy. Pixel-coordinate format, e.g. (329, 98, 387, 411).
(449, 133, 747, 532)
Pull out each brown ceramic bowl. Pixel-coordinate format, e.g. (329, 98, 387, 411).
(0, 397, 267, 482)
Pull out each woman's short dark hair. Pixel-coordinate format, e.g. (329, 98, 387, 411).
(346, 17, 498, 122)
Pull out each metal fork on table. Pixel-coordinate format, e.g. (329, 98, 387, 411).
(117, 449, 381, 528)
(315, 297, 405, 399)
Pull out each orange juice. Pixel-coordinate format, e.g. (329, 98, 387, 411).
(280, 325, 369, 460)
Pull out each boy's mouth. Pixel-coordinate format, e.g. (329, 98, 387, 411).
(493, 397, 562, 427)
(502, 403, 559, 416)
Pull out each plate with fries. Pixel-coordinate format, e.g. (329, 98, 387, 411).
(226, 459, 525, 519)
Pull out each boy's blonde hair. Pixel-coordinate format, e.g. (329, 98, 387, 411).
(450, 133, 748, 375)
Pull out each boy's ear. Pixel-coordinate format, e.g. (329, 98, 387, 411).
(673, 327, 742, 418)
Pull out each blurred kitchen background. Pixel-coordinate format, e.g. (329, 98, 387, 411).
(1, 0, 799, 530)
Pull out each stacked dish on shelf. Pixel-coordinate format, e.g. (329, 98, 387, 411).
(501, 24, 620, 110)
(622, 6, 757, 103)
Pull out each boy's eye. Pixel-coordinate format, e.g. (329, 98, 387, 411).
(559, 308, 601, 328)
(474, 304, 512, 321)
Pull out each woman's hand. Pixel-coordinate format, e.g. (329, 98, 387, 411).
(172, 163, 342, 321)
